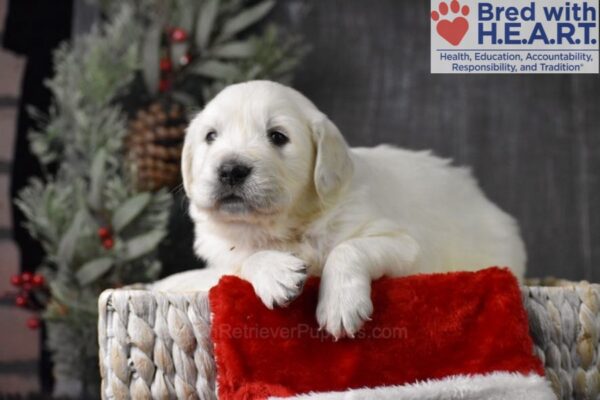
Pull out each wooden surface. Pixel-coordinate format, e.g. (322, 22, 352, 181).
(272, 0, 600, 281)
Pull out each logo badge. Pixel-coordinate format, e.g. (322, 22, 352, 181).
(431, 0, 599, 74)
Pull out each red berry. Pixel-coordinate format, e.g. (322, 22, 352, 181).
(158, 79, 171, 93)
(10, 274, 22, 287)
(15, 295, 27, 307)
(32, 274, 45, 287)
(21, 272, 33, 283)
(27, 317, 41, 330)
(170, 28, 188, 42)
(160, 57, 172, 72)
(98, 227, 111, 239)
(22, 283, 32, 292)
(103, 238, 114, 249)
(180, 53, 191, 66)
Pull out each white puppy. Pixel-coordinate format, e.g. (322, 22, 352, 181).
(153, 80, 526, 338)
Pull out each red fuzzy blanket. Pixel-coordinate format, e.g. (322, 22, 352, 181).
(209, 267, 553, 400)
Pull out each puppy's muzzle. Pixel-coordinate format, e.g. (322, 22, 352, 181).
(218, 160, 253, 187)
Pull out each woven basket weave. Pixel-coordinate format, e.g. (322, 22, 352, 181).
(98, 282, 600, 400)
(522, 282, 600, 400)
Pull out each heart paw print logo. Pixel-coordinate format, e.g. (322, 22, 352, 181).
(431, 0, 470, 46)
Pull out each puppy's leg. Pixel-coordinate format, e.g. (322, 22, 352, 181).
(241, 251, 308, 309)
(317, 233, 419, 338)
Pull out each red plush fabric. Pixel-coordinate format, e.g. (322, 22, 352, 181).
(209, 267, 543, 400)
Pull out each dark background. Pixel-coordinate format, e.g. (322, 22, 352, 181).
(270, 0, 600, 281)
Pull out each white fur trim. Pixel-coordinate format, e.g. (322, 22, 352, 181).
(269, 372, 556, 400)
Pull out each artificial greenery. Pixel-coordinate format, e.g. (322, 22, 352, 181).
(16, 7, 171, 394)
(15, 0, 306, 395)
(99, 0, 308, 106)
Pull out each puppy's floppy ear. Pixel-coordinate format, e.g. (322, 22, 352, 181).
(181, 127, 195, 197)
(181, 112, 205, 196)
(312, 115, 354, 204)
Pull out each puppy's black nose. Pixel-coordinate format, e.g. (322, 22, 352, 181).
(218, 161, 252, 186)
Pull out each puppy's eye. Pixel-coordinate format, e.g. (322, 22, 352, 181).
(205, 131, 217, 144)
(267, 130, 289, 147)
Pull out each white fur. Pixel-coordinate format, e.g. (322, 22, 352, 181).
(152, 80, 526, 338)
(269, 373, 555, 400)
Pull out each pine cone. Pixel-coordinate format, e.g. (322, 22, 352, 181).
(125, 99, 187, 191)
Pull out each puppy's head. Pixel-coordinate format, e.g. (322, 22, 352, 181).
(182, 80, 353, 223)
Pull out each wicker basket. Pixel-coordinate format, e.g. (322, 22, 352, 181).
(98, 282, 600, 400)
(522, 282, 600, 399)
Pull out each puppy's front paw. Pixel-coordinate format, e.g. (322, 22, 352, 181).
(242, 251, 308, 309)
(316, 275, 373, 339)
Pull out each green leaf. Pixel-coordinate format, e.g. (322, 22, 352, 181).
(142, 22, 162, 95)
(144, 260, 162, 280)
(210, 40, 257, 58)
(88, 148, 107, 210)
(49, 280, 78, 305)
(195, 0, 220, 50)
(57, 210, 86, 266)
(171, 91, 198, 109)
(111, 192, 152, 233)
(192, 60, 241, 80)
(245, 64, 263, 79)
(48, 280, 96, 314)
(123, 230, 166, 261)
(216, 0, 275, 43)
(175, 0, 196, 33)
(76, 257, 114, 285)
